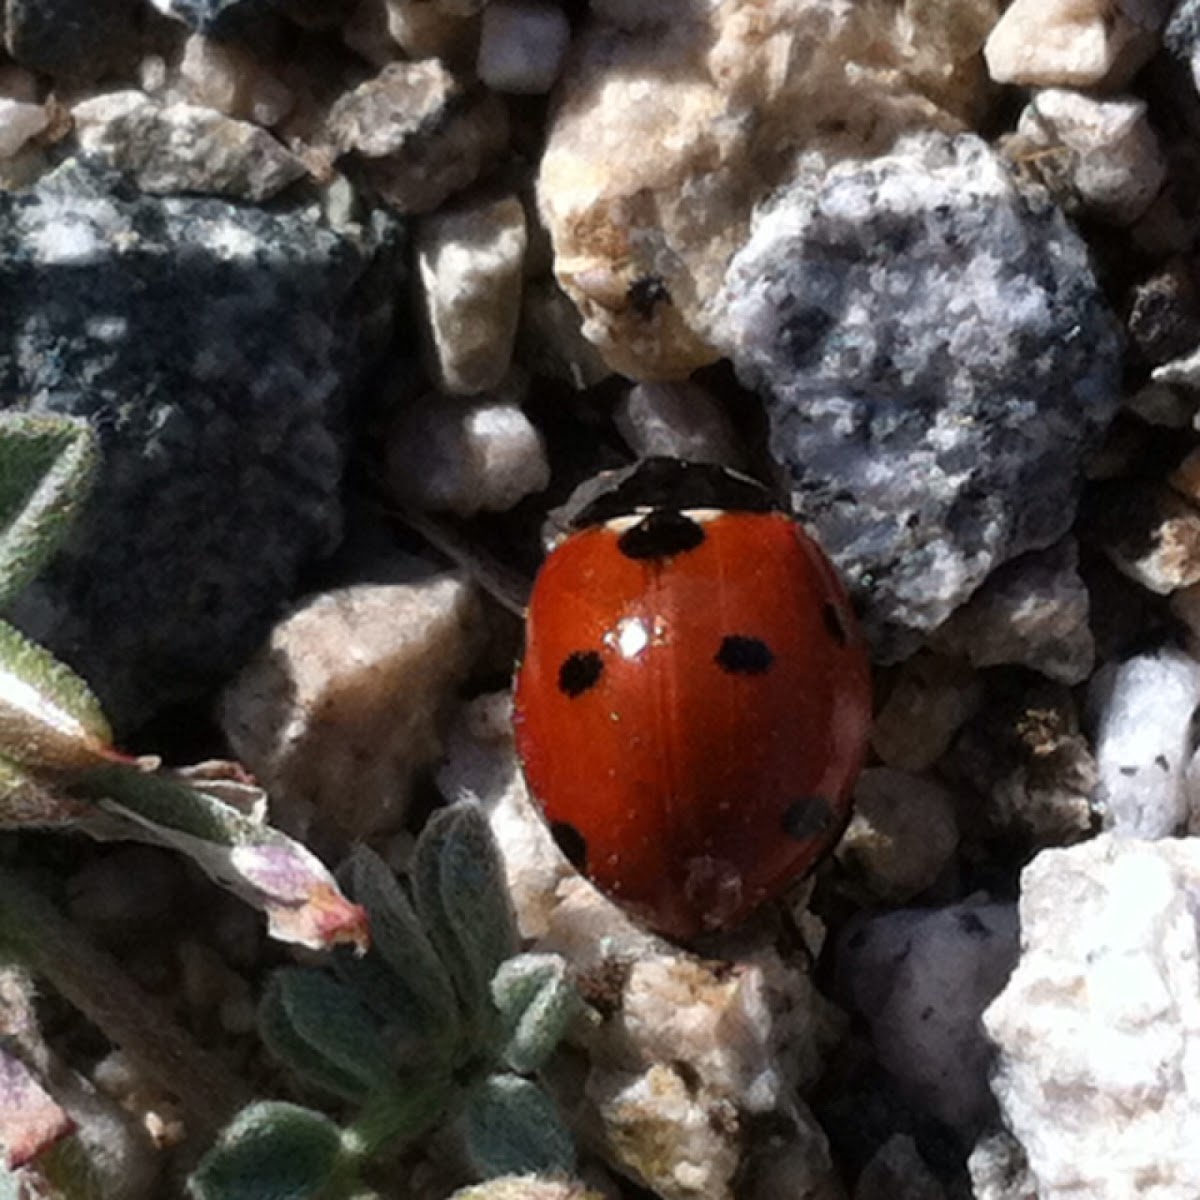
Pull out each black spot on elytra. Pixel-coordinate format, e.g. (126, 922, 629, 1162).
(558, 650, 603, 697)
(957, 911, 989, 938)
(617, 509, 705, 560)
(715, 635, 774, 675)
(822, 603, 849, 647)
(550, 821, 588, 871)
(627, 275, 671, 318)
(782, 795, 835, 841)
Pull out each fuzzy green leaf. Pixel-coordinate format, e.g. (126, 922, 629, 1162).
(338, 847, 459, 1045)
(412, 804, 519, 1037)
(0, 619, 116, 772)
(344, 1077, 457, 1160)
(188, 1102, 347, 1200)
(491, 954, 580, 1076)
(0, 413, 97, 611)
(462, 1075, 575, 1180)
(259, 971, 395, 1103)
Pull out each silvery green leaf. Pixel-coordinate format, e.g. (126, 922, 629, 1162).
(187, 1102, 347, 1200)
(0, 413, 97, 610)
(462, 1074, 575, 1180)
(0, 620, 120, 772)
(71, 763, 369, 951)
(259, 970, 395, 1103)
(412, 804, 518, 1032)
(338, 847, 458, 1043)
(491, 954, 580, 1076)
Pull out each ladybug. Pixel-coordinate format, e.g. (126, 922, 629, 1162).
(513, 458, 872, 939)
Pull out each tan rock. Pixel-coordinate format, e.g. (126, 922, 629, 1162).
(984, 0, 1170, 89)
(221, 576, 482, 844)
(538, 0, 979, 380)
(0, 98, 48, 159)
(177, 34, 294, 127)
(384, 0, 480, 63)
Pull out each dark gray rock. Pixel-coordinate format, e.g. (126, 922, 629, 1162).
(5, 0, 139, 76)
(718, 133, 1122, 660)
(0, 160, 402, 728)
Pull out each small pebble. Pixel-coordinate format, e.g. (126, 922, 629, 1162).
(221, 575, 483, 844)
(417, 192, 527, 394)
(985, 0, 1168, 89)
(478, 0, 571, 95)
(1089, 645, 1200, 838)
(0, 97, 47, 159)
(385, 377, 550, 515)
(837, 901, 1019, 1132)
(614, 381, 744, 468)
(1015, 89, 1166, 225)
(176, 33, 294, 126)
(871, 654, 983, 772)
(836, 769, 959, 902)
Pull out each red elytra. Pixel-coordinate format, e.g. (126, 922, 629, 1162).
(512, 459, 872, 939)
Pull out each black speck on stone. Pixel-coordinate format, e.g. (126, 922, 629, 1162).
(719, 133, 1122, 661)
(957, 911, 990, 938)
(0, 160, 403, 728)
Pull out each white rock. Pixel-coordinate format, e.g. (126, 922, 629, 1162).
(985, 0, 1170, 89)
(478, 0, 571, 94)
(417, 193, 528, 394)
(837, 901, 1019, 1131)
(221, 576, 482, 843)
(1017, 89, 1166, 225)
(0, 98, 48, 160)
(614, 381, 744, 468)
(836, 768, 959, 902)
(72, 91, 306, 201)
(967, 1131, 1038, 1200)
(984, 834, 1200, 1200)
(1090, 645, 1200, 838)
(386, 378, 549, 516)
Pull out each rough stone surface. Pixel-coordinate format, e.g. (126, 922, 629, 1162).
(967, 1132, 1038, 1200)
(327, 60, 508, 214)
(0, 158, 401, 726)
(0, 98, 48, 159)
(720, 132, 1122, 658)
(837, 900, 1019, 1133)
(870, 654, 983, 773)
(984, 0, 1171, 89)
(220, 575, 481, 845)
(538, 0, 984, 380)
(931, 539, 1095, 684)
(478, 0, 570, 95)
(1127, 261, 1200, 370)
(72, 92, 307, 201)
(417, 193, 527, 394)
(1014, 89, 1166, 225)
(1089, 645, 1200, 838)
(950, 682, 1098, 846)
(5, 0, 139, 76)
(614, 382, 743, 468)
(984, 834, 1200, 1200)
(385, 380, 550, 516)
(836, 769, 959, 902)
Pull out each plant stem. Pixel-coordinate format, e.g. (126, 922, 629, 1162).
(0, 867, 251, 1133)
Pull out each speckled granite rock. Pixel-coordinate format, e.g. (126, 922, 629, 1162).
(984, 834, 1200, 1200)
(0, 159, 402, 727)
(719, 132, 1122, 659)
